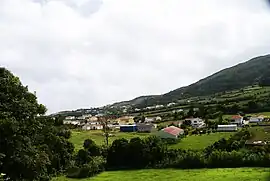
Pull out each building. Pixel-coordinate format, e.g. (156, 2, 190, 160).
(155, 116, 162, 121)
(186, 118, 205, 128)
(217, 125, 237, 132)
(167, 102, 176, 107)
(88, 116, 98, 122)
(156, 126, 184, 139)
(136, 123, 154, 133)
(231, 115, 248, 126)
(82, 124, 103, 130)
(65, 116, 75, 120)
(117, 116, 135, 125)
(120, 125, 137, 132)
(155, 105, 164, 109)
(145, 117, 155, 123)
(63, 120, 82, 125)
(249, 116, 264, 123)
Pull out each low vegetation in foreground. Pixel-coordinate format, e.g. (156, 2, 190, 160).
(53, 168, 270, 181)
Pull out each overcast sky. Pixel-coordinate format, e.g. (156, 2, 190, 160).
(1, 0, 270, 113)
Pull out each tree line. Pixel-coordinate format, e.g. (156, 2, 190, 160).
(68, 128, 270, 178)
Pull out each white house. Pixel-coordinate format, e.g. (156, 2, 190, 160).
(217, 125, 237, 132)
(249, 116, 264, 123)
(155, 116, 162, 121)
(65, 116, 75, 120)
(88, 116, 98, 122)
(155, 105, 164, 109)
(156, 126, 184, 139)
(167, 102, 176, 107)
(145, 117, 155, 123)
(64, 120, 81, 125)
(82, 124, 103, 130)
(186, 118, 205, 128)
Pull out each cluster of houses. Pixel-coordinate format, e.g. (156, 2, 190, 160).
(63, 114, 162, 133)
(217, 115, 266, 132)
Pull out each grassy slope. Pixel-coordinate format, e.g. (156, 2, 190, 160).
(53, 168, 270, 181)
(170, 132, 233, 150)
(70, 130, 149, 151)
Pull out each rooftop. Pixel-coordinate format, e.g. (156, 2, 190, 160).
(163, 126, 183, 136)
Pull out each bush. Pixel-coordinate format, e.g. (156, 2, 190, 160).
(67, 156, 105, 178)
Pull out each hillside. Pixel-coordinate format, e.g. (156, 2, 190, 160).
(113, 54, 270, 108)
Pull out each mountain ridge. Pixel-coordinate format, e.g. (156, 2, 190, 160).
(112, 54, 270, 108)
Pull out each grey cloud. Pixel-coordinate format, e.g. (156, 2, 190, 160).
(1, 0, 270, 113)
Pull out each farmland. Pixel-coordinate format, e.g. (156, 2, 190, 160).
(53, 168, 270, 181)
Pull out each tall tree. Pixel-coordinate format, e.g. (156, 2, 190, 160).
(0, 68, 74, 180)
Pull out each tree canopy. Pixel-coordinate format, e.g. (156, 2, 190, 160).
(0, 68, 74, 180)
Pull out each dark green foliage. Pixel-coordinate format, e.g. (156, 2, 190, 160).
(0, 68, 74, 180)
(83, 139, 101, 156)
(204, 129, 252, 155)
(106, 136, 167, 169)
(67, 156, 105, 178)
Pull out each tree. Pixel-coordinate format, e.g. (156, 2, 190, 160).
(187, 107, 194, 117)
(247, 101, 258, 111)
(98, 116, 112, 147)
(0, 68, 74, 180)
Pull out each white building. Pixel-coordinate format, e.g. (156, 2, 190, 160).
(167, 102, 176, 107)
(155, 116, 162, 121)
(155, 105, 164, 109)
(88, 116, 98, 122)
(145, 117, 155, 123)
(65, 116, 75, 120)
(217, 125, 237, 132)
(249, 116, 264, 123)
(186, 118, 205, 128)
(82, 124, 103, 130)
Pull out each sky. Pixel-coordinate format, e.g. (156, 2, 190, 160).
(1, 0, 270, 113)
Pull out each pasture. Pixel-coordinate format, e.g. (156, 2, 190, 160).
(170, 132, 233, 150)
(70, 130, 149, 151)
(53, 168, 270, 181)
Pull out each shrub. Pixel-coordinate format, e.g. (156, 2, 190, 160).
(67, 156, 105, 178)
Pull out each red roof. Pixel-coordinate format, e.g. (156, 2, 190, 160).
(232, 115, 242, 119)
(163, 126, 183, 136)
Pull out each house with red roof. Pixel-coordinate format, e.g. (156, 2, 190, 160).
(156, 126, 184, 139)
(230, 115, 248, 126)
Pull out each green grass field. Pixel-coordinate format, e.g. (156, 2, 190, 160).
(170, 132, 233, 150)
(53, 168, 270, 181)
(70, 130, 235, 151)
(70, 130, 149, 151)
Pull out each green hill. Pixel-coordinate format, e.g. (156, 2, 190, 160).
(113, 54, 270, 108)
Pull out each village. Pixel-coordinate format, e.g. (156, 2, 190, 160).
(63, 112, 269, 144)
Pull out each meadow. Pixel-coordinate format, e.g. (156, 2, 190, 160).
(170, 132, 233, 150)
(70, 130, 149, 150)
(70, 130, 234, 151)
(53, 168, 270, 181)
